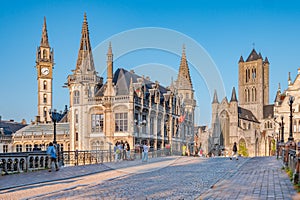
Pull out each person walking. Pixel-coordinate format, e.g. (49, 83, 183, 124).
(230, 142, 238, 160)
(114, 142, 120, 162)
(125, 141, 131, 160)
(142, 142, 149, 162)
(46, 142, 59, 172)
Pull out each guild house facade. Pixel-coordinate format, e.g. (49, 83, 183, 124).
(12, 14, 196, 153)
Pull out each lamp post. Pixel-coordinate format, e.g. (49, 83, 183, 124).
(49, 109, 62, 144)
(281, 115, 284, 143)
(288, 96, 295, 141)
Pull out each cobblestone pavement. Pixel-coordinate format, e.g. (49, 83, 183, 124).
(0, 156, 297, 200)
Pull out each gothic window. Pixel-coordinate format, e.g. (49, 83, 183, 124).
(43, 107, 47, 118)
(157, 118, 162, 137)
(16, 144, 22, 152)
(91, 114, 104, 132)
(73, 90, 80, 105)
(248, 69, 251, 82)
(26, 144, 32, 152)
(244, 89, 247, 102)
(75, 110, 78, 124)
(43, 49, 48, 59)
(3, 145, 8, 153)
(246, 88, 250, 102)
(43, 94, 47, 103)
(92, 141, 100, 151)
(150, 117, 154, 136)
(252, 68, 256, 80)
(252, 87, 256, 102)
(43, 81, 47, 90)
(115, 113, 128, 132)
(245, 69, 248, 83)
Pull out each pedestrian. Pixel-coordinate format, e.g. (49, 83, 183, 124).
(117, 141, 123, 161)
(125, 141, 130, 160)
(142, 142, 149, 162)
(46, 142, 59, 172)
(230, 142, 238, 160)
(114, 142, 120, 162)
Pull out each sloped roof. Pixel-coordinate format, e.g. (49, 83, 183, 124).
(14, 123, 69, 136)
(0, 120, 27, 136)
(238, 107, 259, 123)
(96, 68, 168, 96)
(246, 49, 262, 62)
(263, 104, 274, 119)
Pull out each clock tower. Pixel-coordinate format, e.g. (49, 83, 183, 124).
(36, 17, 54, 123)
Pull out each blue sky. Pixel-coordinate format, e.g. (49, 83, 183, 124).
(1, 0, 300, 126)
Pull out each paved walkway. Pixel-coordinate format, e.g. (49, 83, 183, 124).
(0, 156, 298, 199)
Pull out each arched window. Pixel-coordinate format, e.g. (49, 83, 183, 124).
(43, 49, 48, 59)
(43, 81, 47, 90)
(16, 144, 22, 152)
(43, 94, 47, 103)
(73, 90, 80, 105)
(246, 69, 248, 83)
(43, 107, 47, 117)
(26, 144, 32, 152)
(252, 67, 256, 80)
(247, 88, 250, 102)
(244, 89, 247, 102)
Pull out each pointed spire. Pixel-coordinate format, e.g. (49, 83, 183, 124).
(212, 90, 219, 104)
(230, 87, 237, 102)
(239, 55, 244, 63)
(107, 42, 113, 80)
(288, 72, 292, 85)
(177, 45, 192, 90)
(264, 57, 269, 64)
(258, 52, 262, 59)
(75, 13, 94, 72)
(40, 16, 49, 47)
(278, 83, 281, 92)
(275, 83, 282, 103)
(246, 49, 260, 62)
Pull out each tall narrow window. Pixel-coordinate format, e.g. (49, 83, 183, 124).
(294, 120, 297, 132)
(43, 94, 47, 103)
(26, 144, 32, 152)
(115, 113, 128, 132)
(150, 117, 154, 136)
(75, 110, 79, 124)
(3, 145, 8, 153)
(246, 69, 248, 83)
(43, 49, 48, 59)
(43, 81, 47, 90)
(73, 90, 80, 105)
(91, 114, 104, 132)
(157, 118, 162, 137)
(75, 132, 78, 141)
(244, 89, 247, 102)
(43, 107, 47, 118)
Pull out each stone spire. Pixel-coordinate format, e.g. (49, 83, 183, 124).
(107, 42, 113, 80)
(230, 87, 237, 102)
(75, 13, 95, 72)
(288, 72, 292, 85)
(177, 45, 193, 90)
(238, 55, 244, 63)
(212, 90, 219, 104)
(40, 16, 49, 47)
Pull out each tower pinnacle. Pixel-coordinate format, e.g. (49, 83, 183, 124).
(40, 16, 49, 47)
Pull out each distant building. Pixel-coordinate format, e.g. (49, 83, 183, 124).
(0, 117, 27, 153)
(208, 49, 274, 157)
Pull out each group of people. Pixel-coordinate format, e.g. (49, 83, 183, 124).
(114, 140, 131, 162)
(113, 141, 150, 162)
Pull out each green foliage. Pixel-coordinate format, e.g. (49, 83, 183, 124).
(238, 141, 249, 157)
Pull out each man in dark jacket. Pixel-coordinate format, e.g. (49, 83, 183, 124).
(230, 142, 238, 160)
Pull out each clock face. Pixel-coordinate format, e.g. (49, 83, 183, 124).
(41, 67, 49, 75)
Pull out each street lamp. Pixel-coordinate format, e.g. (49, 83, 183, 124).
(49, 109, 63, 144)
(288, 96, 295, 141)
(281, 115, 284, 143)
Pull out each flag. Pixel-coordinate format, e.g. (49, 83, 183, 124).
(178, 114, 186, 123)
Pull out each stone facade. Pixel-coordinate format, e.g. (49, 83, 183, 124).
(274, 68, 300, 144)
(66, 14, 196, 152)
(208, 49, 275, 157)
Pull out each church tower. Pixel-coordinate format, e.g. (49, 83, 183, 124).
(176, 45, 196, 138)
(67, 13, 100, 151)
(36, 17, 54, 123)
(238, 49, 269, 120)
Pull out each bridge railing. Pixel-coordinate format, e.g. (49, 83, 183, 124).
(0, 148, 180, 175)
(281, 143, 300, 184)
